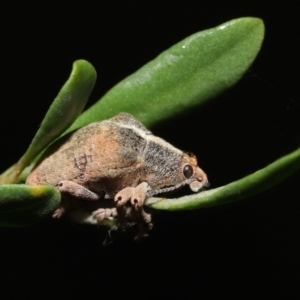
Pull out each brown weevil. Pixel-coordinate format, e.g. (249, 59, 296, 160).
(26, 113, 209, 239)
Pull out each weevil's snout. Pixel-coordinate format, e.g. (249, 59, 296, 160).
(189, 167, 209, 192)
(182, 152, 209, 192)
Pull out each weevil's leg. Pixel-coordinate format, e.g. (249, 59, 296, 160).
(114, 187, 135, 206)
(67, 206, 118, 226)
(134, 209, 153, 241)
(130, 182, 148, 210)
(53, 181, 100, 219)
(140, 208, 152, 225)
(57, 180, 100, 201)
(114, 182, 152, 240)
(53, 204, 66, 218)
(114, 182, 148, 210)
(52, 195, 82, 219)
(92, 207, 117, 221)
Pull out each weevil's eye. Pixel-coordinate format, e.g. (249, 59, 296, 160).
(183, 164, 193, 179)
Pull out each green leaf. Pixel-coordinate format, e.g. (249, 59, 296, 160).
(0, 60, 96, 183)
(145, 147, 300, 210)
(68, 17, 264, 132)
(0, 184, 60, 226)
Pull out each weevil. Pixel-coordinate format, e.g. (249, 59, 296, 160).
(26, 113, 209, 239)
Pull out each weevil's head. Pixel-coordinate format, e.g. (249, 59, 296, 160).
(147, 151, 209, 197)
(181, 152, 209, 192)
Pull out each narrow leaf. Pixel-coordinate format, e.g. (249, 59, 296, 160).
(0, 184, 60, 226)
(145, 147, 300, 210)
(0, 60, 96, 183)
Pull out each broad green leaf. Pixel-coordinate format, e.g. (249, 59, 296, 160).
(0, 60, 96, 183)
(68, 17, 264, 132)
(0, 184, 60, 226)
(145, 147, 300, 210)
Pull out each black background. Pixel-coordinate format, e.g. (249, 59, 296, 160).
(0, 1, 300, 298)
